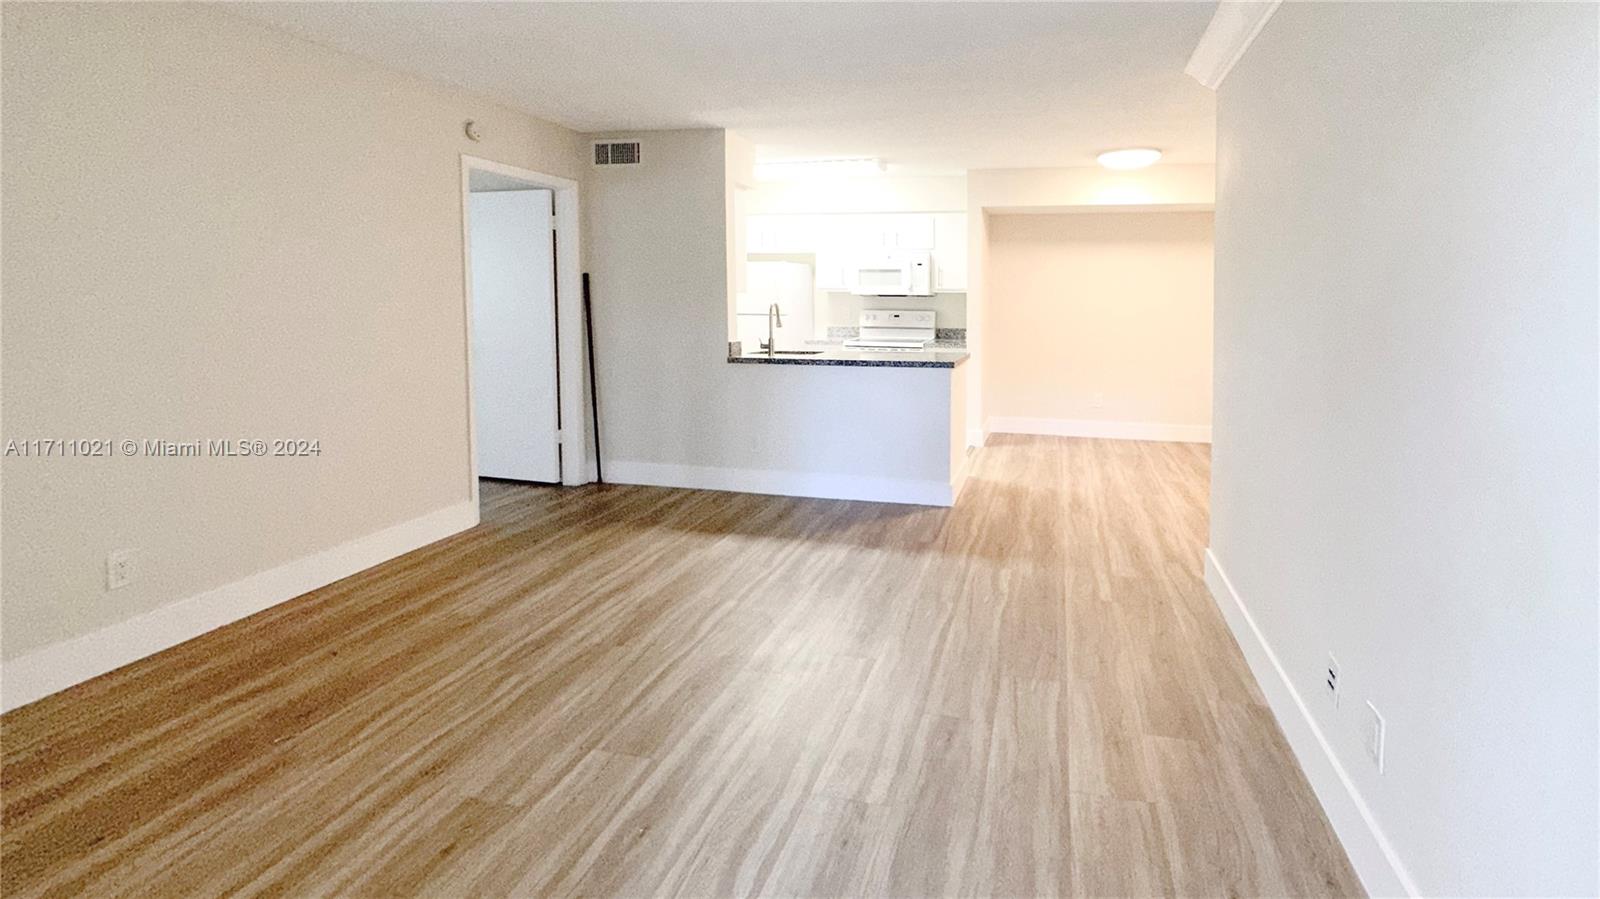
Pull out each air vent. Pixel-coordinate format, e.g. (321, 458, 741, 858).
(593, 140, 641, 167)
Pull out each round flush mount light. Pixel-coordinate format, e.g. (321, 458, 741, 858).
(1096, 148, 1162, 170)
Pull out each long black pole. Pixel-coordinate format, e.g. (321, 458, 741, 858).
(583, 273, 602, 483)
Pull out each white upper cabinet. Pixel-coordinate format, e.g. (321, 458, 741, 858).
(747, 211, 967, 292)
(886, 213, 935, 250)
(748, 214, 821, 253)
(932, 212, 967, 291)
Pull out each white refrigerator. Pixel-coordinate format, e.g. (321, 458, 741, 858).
(737, 261, 815, 352)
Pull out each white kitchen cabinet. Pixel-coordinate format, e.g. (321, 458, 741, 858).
(840, 214, 884, 251)
(745, 211, 961, 292)
(933, 212, 967, 292)
(747, 214, 821, 253)
(887, 213, 935, 250)
(814, 247, 848, 291)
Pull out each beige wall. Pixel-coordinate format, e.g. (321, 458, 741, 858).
(582, 129, 961, 503)
(964, 164, 1215, 444)
(969, 164, 1214, 213)
(0, 4, 583, 661)
(984, 212, 1213, 433)
(1210, 3, 1596, 895)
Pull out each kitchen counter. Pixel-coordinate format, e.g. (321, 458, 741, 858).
(729, 346, 969, 369)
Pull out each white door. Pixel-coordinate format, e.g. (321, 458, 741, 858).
(469, 190, 560, 483)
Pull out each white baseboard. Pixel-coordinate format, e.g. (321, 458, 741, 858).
(606, 460, 954, 507)
(0, 500, 479, 714)
(1203, 549, 1418, 897)
(987, 416, 1211, 444)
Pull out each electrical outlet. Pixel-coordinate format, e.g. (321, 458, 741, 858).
(1365, 701, 1386, 773)
(106, 549, 136, 591)
(1325, 653, 1341, 707)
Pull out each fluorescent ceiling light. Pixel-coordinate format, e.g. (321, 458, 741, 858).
(1096, 148, 1162, 170)
(755, 157, 885, 181)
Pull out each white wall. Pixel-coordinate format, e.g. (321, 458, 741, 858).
(0, 5, 584, 692)
(1208, 3, 1598, 896)
(583, 130, 962, 505)
(985, 211, 1213, 442)
(745, 174, 967, 216)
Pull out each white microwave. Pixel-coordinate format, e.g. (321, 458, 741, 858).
(850, 250, 934, 296)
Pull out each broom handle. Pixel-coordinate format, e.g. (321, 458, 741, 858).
(583, 273, 602, 483)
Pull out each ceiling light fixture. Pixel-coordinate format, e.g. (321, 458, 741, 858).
(1096, 148, 1162, 170)
(754, 157, 886, 181)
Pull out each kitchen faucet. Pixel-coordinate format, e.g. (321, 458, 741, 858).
(764, 302, 783, 357)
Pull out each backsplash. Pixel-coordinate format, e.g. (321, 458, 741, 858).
(822, 327, 966, 347)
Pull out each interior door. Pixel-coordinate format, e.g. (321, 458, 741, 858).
(469, 189, 560, 483)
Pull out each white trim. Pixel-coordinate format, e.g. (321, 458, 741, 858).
(986, 416, 1211, 444)
(1203, 549, 1420, 898)
(459, 156, 588, 496)
(606, 460, 954, 507)
(0, 501, 478, 714)
(966, 426, 988, 448)
(1184, 0, 1283, 90)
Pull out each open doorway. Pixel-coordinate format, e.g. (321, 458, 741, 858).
(459, 157, 586, 504)
(982, 209, 1214, 444)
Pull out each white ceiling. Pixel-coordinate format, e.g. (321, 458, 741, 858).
(233, 2, 1218, 172)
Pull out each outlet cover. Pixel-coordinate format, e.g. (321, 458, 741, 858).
(106, 549, 136, 591)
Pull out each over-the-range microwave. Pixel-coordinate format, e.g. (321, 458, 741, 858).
(850, 250, 935, 297)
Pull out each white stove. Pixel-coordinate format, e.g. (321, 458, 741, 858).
(843, 309, 935, 350)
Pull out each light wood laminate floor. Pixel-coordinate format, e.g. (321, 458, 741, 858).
(1, 435, 1362, 897)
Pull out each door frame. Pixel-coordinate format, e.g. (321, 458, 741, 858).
(459, 155, 587, 505)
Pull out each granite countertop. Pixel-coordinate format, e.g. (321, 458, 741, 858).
(729, 344, 969, 369)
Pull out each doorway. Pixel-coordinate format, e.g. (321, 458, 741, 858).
(459, 157, 586, 502)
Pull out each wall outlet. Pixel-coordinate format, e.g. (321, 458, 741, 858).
(1325, 653, 1341, 707)
(1365, 701, 1386, 773)
(106, 549, 137, 591)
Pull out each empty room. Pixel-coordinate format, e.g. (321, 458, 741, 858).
(1, 3, 1595, 897)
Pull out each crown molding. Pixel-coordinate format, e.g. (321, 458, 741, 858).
(1184, 0, 1283, 90)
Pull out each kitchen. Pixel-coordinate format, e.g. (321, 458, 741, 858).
(729, 170, 970, 371)
(713, 166, 973, 505)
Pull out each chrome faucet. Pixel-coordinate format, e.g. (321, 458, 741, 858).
(765, 302, 783, 356)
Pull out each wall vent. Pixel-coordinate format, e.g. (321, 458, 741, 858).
(592, 140, 642, 167)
